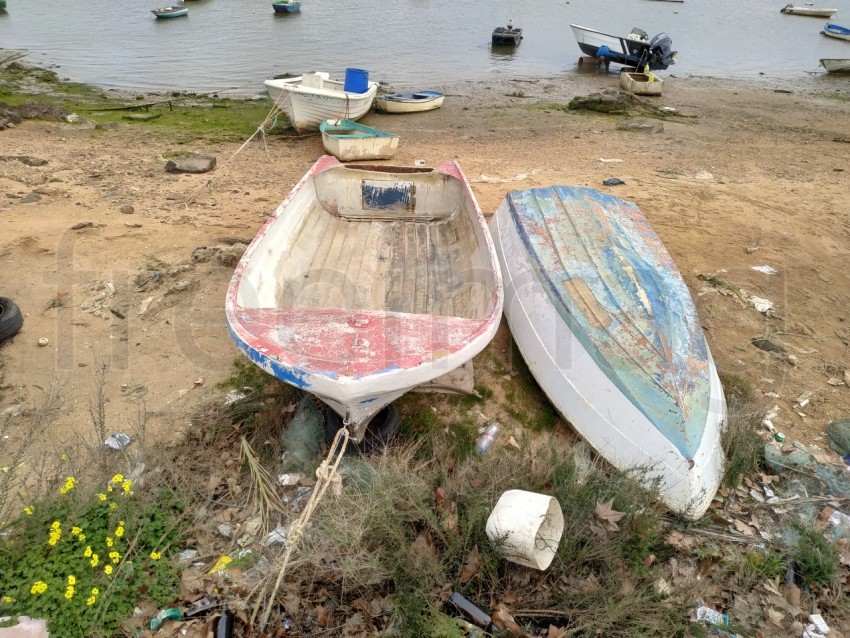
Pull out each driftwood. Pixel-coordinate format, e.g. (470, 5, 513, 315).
(88, 98, 179, 113)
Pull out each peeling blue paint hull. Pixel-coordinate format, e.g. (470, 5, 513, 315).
(490, 186, 725, 518)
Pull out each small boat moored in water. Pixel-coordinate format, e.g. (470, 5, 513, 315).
(265, 70, 379, 132)
(492, 24, 523, 46)
(272, 0, 301, 13)
(319, 118, 399, 161)
(489, 186, 726, 518)
(226, 156, 503, 442)
(823, 22, 850, 40)
(374, 90, 445, 114)
(780, 3, 837, 16)
(820, 57, 850, 72)
(570, 24, 677, 70)
(151, 5, 189, 18)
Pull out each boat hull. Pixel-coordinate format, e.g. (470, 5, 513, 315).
(492, 28, 523, 45)
(570, 24, 650, 67)
(226, 156, 503, 440)
(823, 22, 850, 40)
(320, 118, 399, 161)
(821, 58, 850, 72)
(374, 91, 444, 113)
(265, 73, 379, 132)
(781, 5, 836, 16)
(152, 7, 188, 18)
(272, 2, 301, 12)
(489, 187, 725, 519)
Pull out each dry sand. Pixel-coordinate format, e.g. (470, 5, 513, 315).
(1, 72, 849, 461)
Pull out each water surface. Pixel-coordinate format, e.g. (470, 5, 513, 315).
(1, 0, 848, 94)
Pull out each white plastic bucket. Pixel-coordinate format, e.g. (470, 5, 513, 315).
(485, 489, 564, 570)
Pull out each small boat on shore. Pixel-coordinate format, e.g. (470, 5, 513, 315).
(820, 58, 850, 72)
(780, 3, 836, 17)
(570, 24, 677, 70)
(492, 24, 523, 46)
(264, 71, 379, 132)
(151, 5, 189, 18)
(226, 156, 503, 442)
(374, 90, 445, 114)
(272, 0, 301, 13)
(319, 118, 399, 161)
(489, 186, 725, 518)
(823, 22, 850, 40)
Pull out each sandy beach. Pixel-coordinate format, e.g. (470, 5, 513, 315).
(1, 71, 849, 462)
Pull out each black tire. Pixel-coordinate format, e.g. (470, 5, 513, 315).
(0, 297, 23, 345)
(324, 403, 401, 455)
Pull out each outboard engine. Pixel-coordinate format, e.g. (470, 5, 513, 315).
(647, 32, 676, 70)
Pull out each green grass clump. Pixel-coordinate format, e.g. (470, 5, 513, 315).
(718, 371, 764, 488)
(794, 526, 840, 589)
(0, 475, 185, 637)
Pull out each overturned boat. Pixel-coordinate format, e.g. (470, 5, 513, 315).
(489, 186, 725, 518)
(226, 156, 503, 441)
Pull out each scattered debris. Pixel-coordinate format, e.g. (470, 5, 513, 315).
(486, 490, 564, 569)
(602, 177, 626, 186)
(747, 294, 774, 314)
(149, 608, 182, 631)
(164, 156, 216, 174)
(37, 337, 48, 347)
(751, 265, 777, 275)
(103, 432, 132, 451)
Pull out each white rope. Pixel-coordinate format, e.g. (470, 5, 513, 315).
(251, 420, 351, 629)
(184, 83, 294, 206)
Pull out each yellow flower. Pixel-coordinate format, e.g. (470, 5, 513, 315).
(111, 473, 124, 484)
(107, 486, 113, 493)
(97, 493, 107, 501)
(30, 581, 48, 595)
(64, 585, 75, 600)
(48, 530, 61, 546)
(122, 480, 133, 494)
(114, 525, 124, 538)
(67, 575, 76, 585)
(23, 506, 33, 515)
(61, 453, 69, 462)
(50, 520, 61, 530)
(3, 595, 12, 603)
(106, 537, 113, 547)
(86, 596, 96, 606)
(71, 526, 82, 537)
(84, 546, 92, 558)
(104, 565, 113, 575)
(150, 551, 162, 561)
(109, 551, 121, 563)
(90, 553, 99, 567)
(108, 502, 117, 510)
(78, 533, 86, 542)
(59, 476, 77, 494)
(91, 587, 99, 596)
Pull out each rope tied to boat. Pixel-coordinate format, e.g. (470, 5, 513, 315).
(252, 418, 351, 630)
(184, 85, 293, 206)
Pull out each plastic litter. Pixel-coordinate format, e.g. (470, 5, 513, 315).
(184, 596, 219, 619)
(602, 177, 626, 186)
(475, 423, 500, 455)
(695, 605, 730, 626)
(214, 609, 234, 638)
(150, 608, 182, 630)
(103, 432, 131, 451)
(447, 591, 492, 629)
(486, 489, 564, 570)
(808, 613, 830, 635)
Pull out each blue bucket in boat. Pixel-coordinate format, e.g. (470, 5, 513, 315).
(343, 68, 369, 93)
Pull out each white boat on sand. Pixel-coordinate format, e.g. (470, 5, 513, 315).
(374, 90, 445, 114)
(489, 186, 726, 519)
(265, 72, 379, 132)
(226, 156, 503, 441)
(319, 118, 399, 161)
(821, 58, 850, 72)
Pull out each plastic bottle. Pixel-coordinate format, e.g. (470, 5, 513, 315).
(475, 423, 500, 455)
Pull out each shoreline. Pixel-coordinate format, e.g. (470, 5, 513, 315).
(1, 56, 849, 474)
